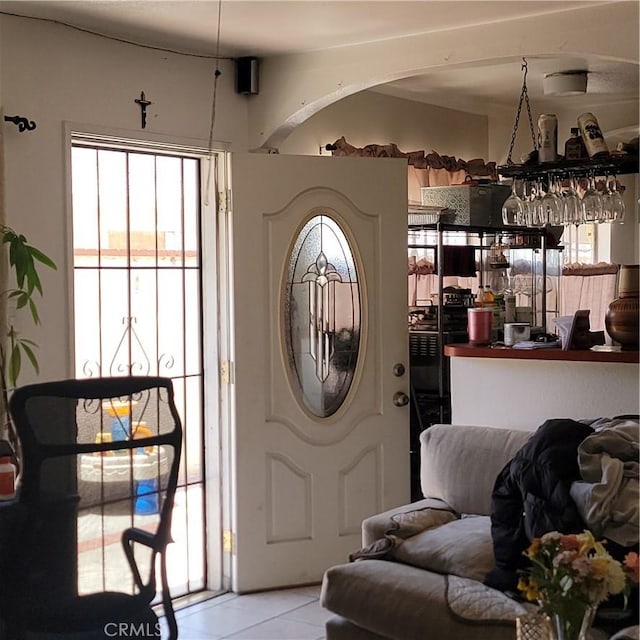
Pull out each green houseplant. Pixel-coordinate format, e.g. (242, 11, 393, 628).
(0, 225, 56, 454)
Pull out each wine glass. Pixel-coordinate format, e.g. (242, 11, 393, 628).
(521, 180, 536, 227)
(502, 179, 524, 226)
(581, 173, 603, 223)
(600, 175, 615, 222)
(562, 174, 581, 225)
(542, 175, 563, 226)
(531, 179, 547, 227)
(609, 175, 626, 223)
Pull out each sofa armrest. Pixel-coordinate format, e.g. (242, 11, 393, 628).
(361, 497, 452, 546)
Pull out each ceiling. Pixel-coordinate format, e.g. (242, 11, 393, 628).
(0, 0, 638, 116)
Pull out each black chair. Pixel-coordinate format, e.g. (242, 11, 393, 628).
(1, 376, 182, 639)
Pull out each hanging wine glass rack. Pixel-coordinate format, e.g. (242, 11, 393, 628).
(497, 155, 638, 180)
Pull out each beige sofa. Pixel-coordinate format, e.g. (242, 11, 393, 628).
(320, 423, 611, 640)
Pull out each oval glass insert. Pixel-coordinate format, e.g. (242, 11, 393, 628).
(284, 214, 361, 418)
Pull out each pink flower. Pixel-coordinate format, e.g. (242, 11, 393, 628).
(553, 550, 577, 567)
(571, 556, 592, 578)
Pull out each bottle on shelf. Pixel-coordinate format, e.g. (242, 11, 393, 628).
(537, 114, 558, 163)
(577, 112, 609, 159)
(483, 285, 495, 304)
(617, 137, 639, 155)
(475, 286, 486, 307)
(564, 128, 587, 160)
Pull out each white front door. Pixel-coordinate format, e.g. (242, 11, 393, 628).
(228, 153, 409, 591)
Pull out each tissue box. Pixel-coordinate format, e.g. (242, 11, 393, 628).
(420, 185, 510, 227)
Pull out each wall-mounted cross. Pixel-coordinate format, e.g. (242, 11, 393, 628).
(134, 91, 152, 129)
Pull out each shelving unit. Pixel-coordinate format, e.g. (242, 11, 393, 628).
(407, 222, 563, 500)
(408, 222, 562, 334)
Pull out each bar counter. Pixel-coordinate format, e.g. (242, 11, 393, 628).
(444, 344, 639, 364)
(445, 343, 639, 431)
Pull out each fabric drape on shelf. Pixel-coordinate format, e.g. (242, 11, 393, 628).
(328, 137, 497, 205)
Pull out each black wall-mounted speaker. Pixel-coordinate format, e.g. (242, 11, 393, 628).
(235, 57, 259, 95)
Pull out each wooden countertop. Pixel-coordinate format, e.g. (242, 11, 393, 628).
(444, 343, 640, 363)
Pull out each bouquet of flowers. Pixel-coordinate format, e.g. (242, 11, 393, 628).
(518, 530, 639, 640)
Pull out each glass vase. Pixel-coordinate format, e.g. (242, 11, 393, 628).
(549, 605, 596, 640)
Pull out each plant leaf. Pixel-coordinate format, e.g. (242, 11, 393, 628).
(28, 246, 57, 270)
(16, 292, 29, 309)
(9, 343, 21, 388)
(19, 340, 39, 374)
(29, 298, 40, 325)
(26, 260, 43, 296)
(10, 240, 30, 289)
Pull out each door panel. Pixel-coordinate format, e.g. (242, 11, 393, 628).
(229, 153, 408, 591)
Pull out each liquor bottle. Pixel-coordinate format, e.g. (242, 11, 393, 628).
(564, 128, 587, 160)
(538, 114, 558, 163)
(577, 113, 609, 158)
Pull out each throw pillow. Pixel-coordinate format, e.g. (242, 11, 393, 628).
(392, 515, 494, 583)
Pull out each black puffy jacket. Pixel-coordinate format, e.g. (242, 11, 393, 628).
(484, 418, 594, 592)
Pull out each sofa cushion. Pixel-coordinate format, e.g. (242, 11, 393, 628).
(420, 425, 532, 515)
(351, 506, 458, 562)
(321, 560, 518, 640)
(392, 515, 494, 582)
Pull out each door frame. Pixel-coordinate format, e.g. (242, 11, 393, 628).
(64, 122, 227, 595)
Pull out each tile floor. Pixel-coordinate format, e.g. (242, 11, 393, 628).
(171, 585, 331, 640)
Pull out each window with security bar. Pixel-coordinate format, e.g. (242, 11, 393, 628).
(71, 143, 206, 599)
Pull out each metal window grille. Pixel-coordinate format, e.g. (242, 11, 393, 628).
(71, 142, 206, 598)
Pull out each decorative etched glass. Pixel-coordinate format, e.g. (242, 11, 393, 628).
(284, 214, 361, 418)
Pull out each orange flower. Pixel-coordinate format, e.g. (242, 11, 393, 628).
(624, 552, 639, 584)
(526, 538, 541, 556)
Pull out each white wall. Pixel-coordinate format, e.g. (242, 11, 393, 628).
(279, 90, 488, 162)
(0, 14, 248, 381)
(450, 357, 640, 430)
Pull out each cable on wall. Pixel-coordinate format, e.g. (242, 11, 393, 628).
(204, 0, 224, 206)
(0, 10, 233, 60)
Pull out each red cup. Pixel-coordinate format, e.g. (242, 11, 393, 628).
(468, 308, 492, 345)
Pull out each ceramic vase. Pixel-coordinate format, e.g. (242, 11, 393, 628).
(605, 264, 639, 350)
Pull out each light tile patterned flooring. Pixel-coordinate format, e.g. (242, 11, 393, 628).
(171, 585, 330, 640)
